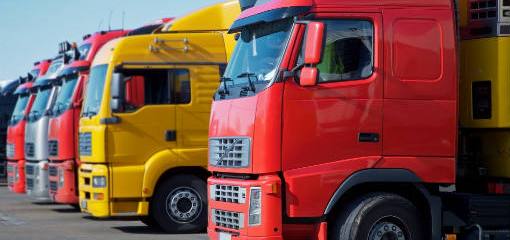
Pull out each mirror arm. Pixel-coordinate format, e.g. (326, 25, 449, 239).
(282, 63, 306, 79)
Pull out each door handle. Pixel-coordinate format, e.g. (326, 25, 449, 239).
(358, 133, 380, 143)
(165, 130, 177, 142)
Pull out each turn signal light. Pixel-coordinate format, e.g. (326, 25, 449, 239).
(445, 234, 457, 240)
(93, 193, 104, 200)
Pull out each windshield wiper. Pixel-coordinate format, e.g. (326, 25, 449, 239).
(82, 107, 98, 118)
(29, 110, 40, 121)
(55, 102, 69, 115)
(236, 72, 257, 93)
(219, 77, 232, 96)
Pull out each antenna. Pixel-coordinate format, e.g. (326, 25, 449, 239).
(122, 11, 125, 30)
(108, 10, 113, 31)
(98, 18, 104, 31)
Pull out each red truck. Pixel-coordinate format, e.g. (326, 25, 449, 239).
(47, 30, 127, 204)
(6, 60, 50, 193)
(208, 0, 510, 239)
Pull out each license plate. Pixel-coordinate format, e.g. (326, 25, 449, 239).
(219, 232, 231, 240)
(81, 200, 87, 210)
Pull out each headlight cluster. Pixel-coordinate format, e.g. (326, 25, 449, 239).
(58, 169, 64, 187)
(248, 187, 262, 226)
(92, 176, 107, 188)
(14, 167, 19, 182)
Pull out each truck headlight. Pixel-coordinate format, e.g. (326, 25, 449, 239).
(248, 187, 262, 226)
(92, 176, 106, 188)
(58, 169, 64, 187)
(14, 168, 19, 182)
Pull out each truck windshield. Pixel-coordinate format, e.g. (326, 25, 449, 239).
(9, 94, 29, 126)
(52, 76, 78, 117)
(28, 87, 52, 122)
(30, 69, 40, 78)
(222, 18, 293, 90)
(82, 64, 108, 117)
(79, 44, 92, 60)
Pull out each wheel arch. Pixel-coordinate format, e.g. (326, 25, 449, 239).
(324, 169, 442, 240)
(142, 149, 209, 198)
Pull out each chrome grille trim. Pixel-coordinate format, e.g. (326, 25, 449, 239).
(212, 209, 244, 230)
(6, 144, 14, 158)
(48, 140, 58, 157)
(49, 181, 58, 191)
(25, 143, 35, 158)
(26, 178, 34, 190)
(209, 137, 251, 168)
(25, 165, 35, 175)
(79, 132, 92, 156)
(48, 166, 58, 177)
(210, 184, 246, 204)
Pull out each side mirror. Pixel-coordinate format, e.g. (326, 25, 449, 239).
(299, 22, 325, 87)
(110, 73, 125, 112)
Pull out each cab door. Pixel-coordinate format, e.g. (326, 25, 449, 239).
(282, 13, 384, 217)
(175, 64, 221, 168)
(106, 66, 183, 199)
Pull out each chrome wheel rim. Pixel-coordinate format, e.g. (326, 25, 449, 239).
(368, 217, 407, 240)
(165, 187, 201, 223)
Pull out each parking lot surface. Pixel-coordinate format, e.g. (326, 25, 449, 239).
(0, 185, 207, 240)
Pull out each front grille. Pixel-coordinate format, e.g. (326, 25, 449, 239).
(212, 209, 244, 230)
(49, 181, 58, 191)
(0, 160, 5, 178)
(26, 178, 34, 190)
(79, 132, 92, 156)
(210, 184, 246, 204)
(25, 143, 35, 158)
(48, 140, 58, 157)
(209, 137, 251, 168)
(48, 166, 58, 177)
(7, 164, 14, 186)
(25, 165, 35, 175)
(7, 176, 14, 186)
(470, 0, 498, 21)
(6, 144, 14, 158)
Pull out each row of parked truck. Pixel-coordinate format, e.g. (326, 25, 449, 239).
(3, 0, 510, 239)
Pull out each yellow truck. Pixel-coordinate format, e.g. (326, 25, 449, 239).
(78, 1, 239, 233)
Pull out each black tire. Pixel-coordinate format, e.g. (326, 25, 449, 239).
(330, 193, 425, 240)
(150, 174, 207, 233)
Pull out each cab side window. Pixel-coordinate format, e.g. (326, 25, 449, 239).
(122, 69, 191, 112)
(296, 20, 374, 83)
(318, 20, 373, 83)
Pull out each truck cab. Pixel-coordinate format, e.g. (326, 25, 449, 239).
(6, 61, 50, 193)
(47, 30, 127, 204)
(25, 54, 68, 200)
(208, 0, 510, 239)
(78, 1, 239, 233)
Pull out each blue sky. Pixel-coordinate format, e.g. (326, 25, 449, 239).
(0, 0, 223, 81)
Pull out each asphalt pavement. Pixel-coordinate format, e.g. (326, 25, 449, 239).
(0, 185, 208, 240)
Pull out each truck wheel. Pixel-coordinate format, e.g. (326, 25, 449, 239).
(330, 193, 425, 240)
(150, 174, 207, 233)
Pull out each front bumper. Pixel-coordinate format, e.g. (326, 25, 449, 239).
(7, 160, 25, 193)
(48, 160, 78, 204)
(207, 175, 283, 240)
(25, 160, 50, 200)
(79, 163, 110, 217)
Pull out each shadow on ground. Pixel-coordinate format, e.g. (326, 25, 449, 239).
(113, 226, 168, 234)
(82, 215, 141, 221)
